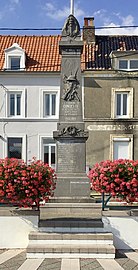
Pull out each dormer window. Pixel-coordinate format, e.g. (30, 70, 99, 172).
(4, 43, 25, 71)
(119, 60, 127, 69)
(110, 51, 138, 71)
(119, 59, 138, 70)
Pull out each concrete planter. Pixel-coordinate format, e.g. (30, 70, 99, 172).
(102, 211, 138, 250)
(0, 207, 39, 248)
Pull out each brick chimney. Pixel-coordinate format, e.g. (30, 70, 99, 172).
(83, 17, 95, 44)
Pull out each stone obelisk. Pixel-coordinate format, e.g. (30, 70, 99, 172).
(53, 14, 89, 199)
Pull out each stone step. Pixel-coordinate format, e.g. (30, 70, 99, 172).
(40, 203, 102, 220)
(41, 203, 102, 208)
(39, 218, 103, 229)
(26, 243, 115, 259)
(49, 197, 95, 203)
(28, 232, 113, 250)
(29, 232, 113, 241)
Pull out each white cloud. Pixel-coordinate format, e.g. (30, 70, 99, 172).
(96, 23, 138, 35)
(121, 15, 134, 26)
(93, 9, 106, 17)
(43, 3, 69, 20)
(42, 1, 84, 21)
(94, 10, 138, 35)
(0, 0, 20, 21)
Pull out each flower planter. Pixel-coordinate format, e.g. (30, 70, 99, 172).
(88, 159, 138, 203)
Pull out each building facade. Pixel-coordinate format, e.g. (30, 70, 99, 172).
(83, 18, 138, 168)
(0, 37, 61, 168)
(0, 18, 138, 170)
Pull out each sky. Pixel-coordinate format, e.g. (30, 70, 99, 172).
(0, 0, 138, 36)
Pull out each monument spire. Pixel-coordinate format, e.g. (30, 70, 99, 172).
(70, 0, 74, 15)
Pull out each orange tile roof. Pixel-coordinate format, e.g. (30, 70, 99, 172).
(0, 35, 138, 72)
(0, 35, 61, 72)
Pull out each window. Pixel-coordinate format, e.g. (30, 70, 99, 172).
(4, 43, 25, 71)
(130, 60, 138, 69)
(111, 88, 133, 119)
(5, 135, 26, 161)
(44, 93, 57, 117)
(10, 57, 21, 70)
(7, 137, 22, 159)
(110, 135, 133, 160)
(6, 90, 25, 118)
(9, 92, 21, 116)
(116, 92, 128, 118)
(119, 59, 138, 70)
(43, 139, 56, 169)
(44, 93, 56, 117)
(110, 51, 138, 71)
(119, 60, 127, 70)
(40, 89, 59, 119)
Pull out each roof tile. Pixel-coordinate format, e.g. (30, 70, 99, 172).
(0, 35, 138, 72)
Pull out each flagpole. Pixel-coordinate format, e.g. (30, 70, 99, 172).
(70, 0, 74, 15)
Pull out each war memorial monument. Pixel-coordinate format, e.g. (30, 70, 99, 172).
(53, 14, 89, 199)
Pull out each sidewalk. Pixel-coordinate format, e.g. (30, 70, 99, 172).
(0, 249, 138, 270)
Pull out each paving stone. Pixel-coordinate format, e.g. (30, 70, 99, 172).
(80, 258, 104, 269)
(0, 249, 24, 264)
(124, 251, 138, 264)
(37, 258, 61, 270)
(61, 259, 80, 270)
(98, 259, 124, 270)
(0, 249, 138, 269)
(18, 259, 44, 270)
(116, 250, 138, 269)
(0, 250, 7, 255)
(0, 251, 26, 270)
(115, 258, 138, 270)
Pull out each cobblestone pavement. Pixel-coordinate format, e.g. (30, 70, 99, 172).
(80, 258, 103, 269)
(0, 249, 138, 270)
(0, 250, 26, 270)
(38, 258, 61, 270)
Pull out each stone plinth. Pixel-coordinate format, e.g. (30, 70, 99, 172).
(53, 130, 89, 197)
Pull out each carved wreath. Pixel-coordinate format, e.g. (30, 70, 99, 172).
(59, 126, 82, 136)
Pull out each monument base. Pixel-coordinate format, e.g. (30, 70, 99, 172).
(54, 173, 90, 198)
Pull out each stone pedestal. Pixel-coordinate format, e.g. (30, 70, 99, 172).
(53, 132, 89, 197)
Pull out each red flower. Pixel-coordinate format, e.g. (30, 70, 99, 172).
(0, 157, 57, 210)
(88, 159, 138, 203)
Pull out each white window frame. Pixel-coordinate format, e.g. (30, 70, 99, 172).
(39, 135, 56, 169)
(119, 59, 138, 71)
(110, 134, 133, 161)
(4, 43, 25, 71)
(6, 89, 25, 118)
(111, 88, 133, 119)
(40, 89, 59, 119)
(43, 142, 56, 169)
(4, 134, 27, 161)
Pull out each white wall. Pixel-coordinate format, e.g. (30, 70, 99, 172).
(0, 215, 39, 248)
(103, 216, 138, 249)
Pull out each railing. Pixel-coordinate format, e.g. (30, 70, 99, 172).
(101, 192, 138, 211)
(102, 193, 112, 211)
